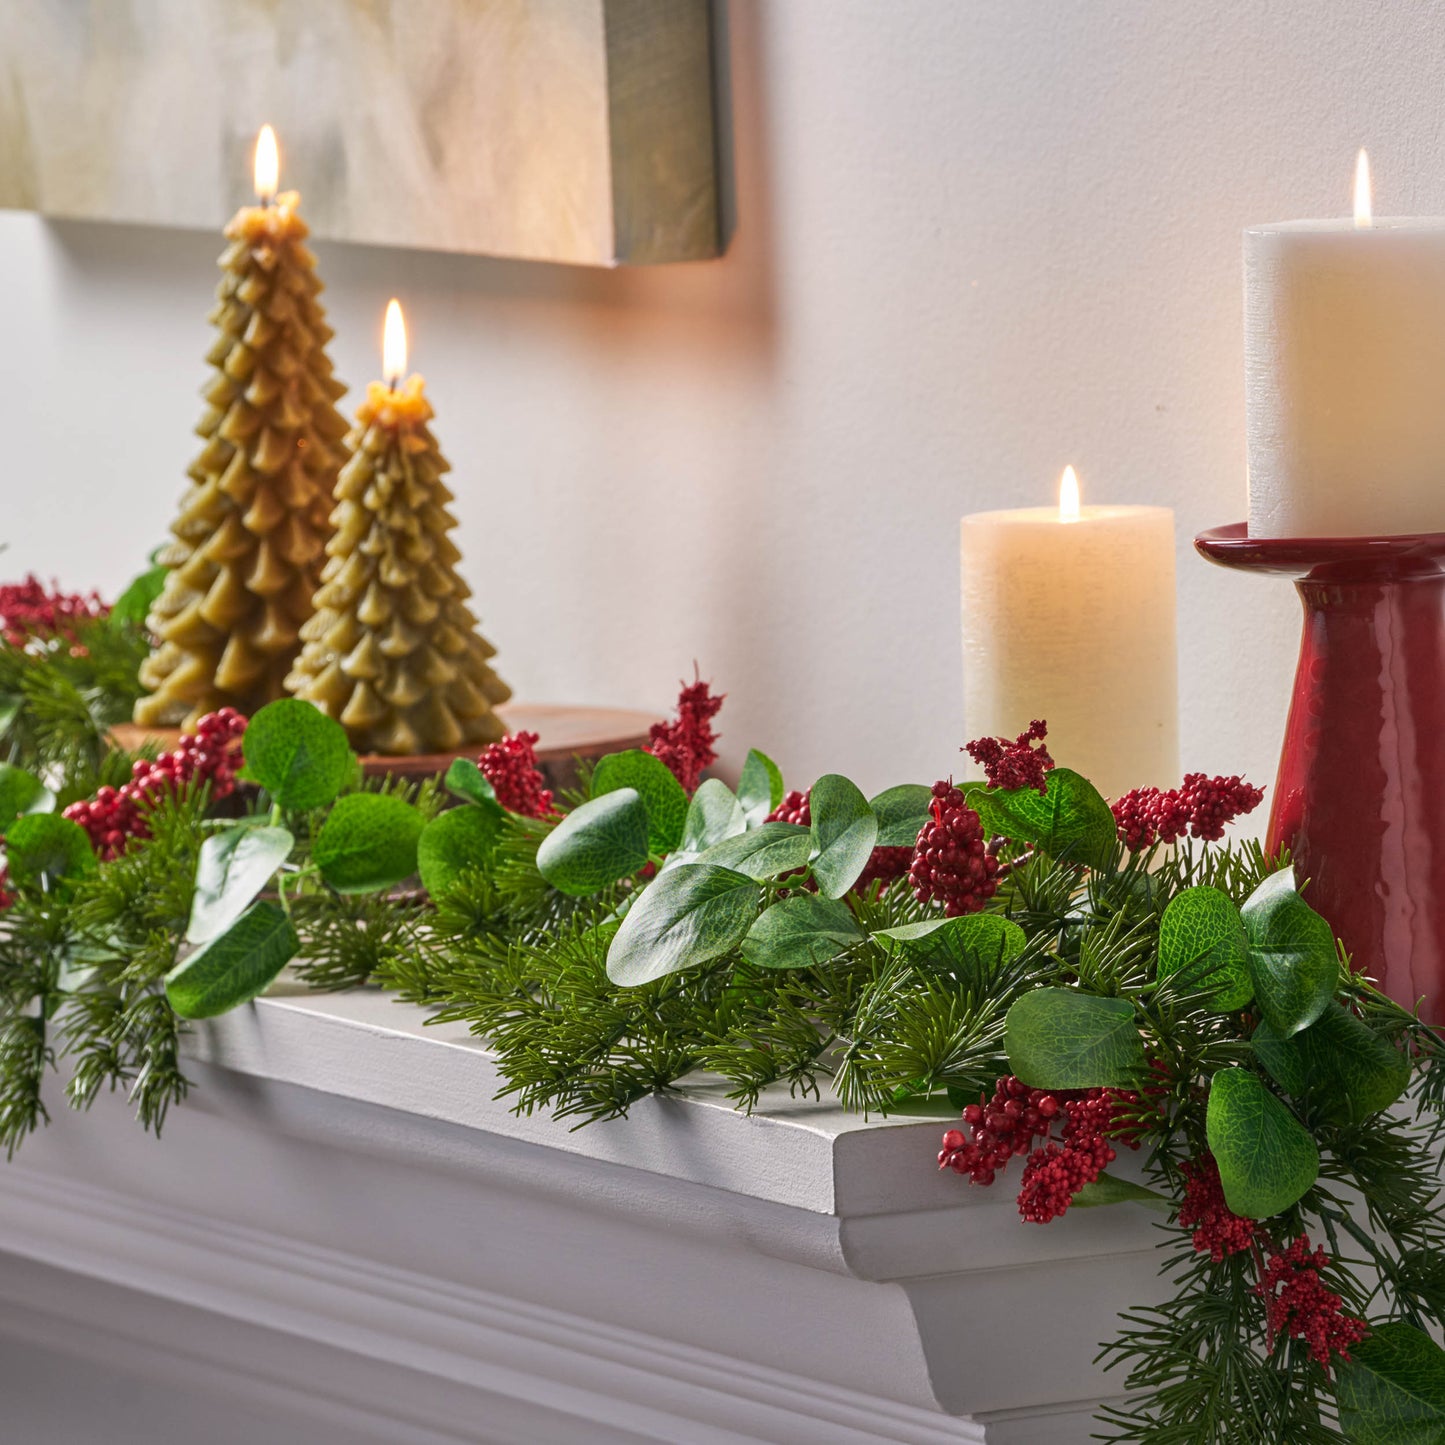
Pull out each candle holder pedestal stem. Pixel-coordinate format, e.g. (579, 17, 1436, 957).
(1196, 523, 1445, 1016)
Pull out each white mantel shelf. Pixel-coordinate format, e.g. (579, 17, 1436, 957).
(0, 989, 1170, 1445)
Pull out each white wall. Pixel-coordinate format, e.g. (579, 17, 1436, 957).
(6, 0, 1445, 799)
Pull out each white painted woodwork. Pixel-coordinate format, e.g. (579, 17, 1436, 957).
(0, 991, 1167, 1442)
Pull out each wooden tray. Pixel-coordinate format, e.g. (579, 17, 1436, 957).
(109, 702, 659, 793)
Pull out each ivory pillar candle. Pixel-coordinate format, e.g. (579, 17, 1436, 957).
(1246, 151, 1445, 538)
(961, 470, 1178, 803)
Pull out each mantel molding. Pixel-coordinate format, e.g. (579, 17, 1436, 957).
(0, 990, 1167, 1443)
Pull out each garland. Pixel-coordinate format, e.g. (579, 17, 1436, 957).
(2, 580, 1445, 1441)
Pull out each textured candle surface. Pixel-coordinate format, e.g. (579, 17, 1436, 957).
(284, 375, 511, 755)
(134, 193, 349, 727)
(961, 507, 1178, 803)
(1246, 219, 1445, 539)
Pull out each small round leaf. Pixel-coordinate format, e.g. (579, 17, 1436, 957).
(0, 764, 54, 825)
(241, 698, 355, 811)
(314, 793, 425, 894)
(591, 750, 688, 855)
(536, 789, 651, 896)
(5, 813, 95, 885)
(417, 803, 505, 896)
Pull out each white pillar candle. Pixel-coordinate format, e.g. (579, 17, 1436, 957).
(961, 469, 1179, 803)
(1246, 151, 1445, 538)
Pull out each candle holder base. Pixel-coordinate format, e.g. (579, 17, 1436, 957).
(1196, 522, 1445, 1017)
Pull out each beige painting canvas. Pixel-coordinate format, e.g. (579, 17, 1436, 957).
(0, 0, 719, 266)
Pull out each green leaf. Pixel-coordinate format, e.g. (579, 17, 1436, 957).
(1293, 1001, 1411, 1123)
(1071, 1172, 1171, 1210)
(1205, 1066, 1319, 1219)
(968, 768, 1116, 871)
(110, 564, 168, 627)
(1004, 988, 1145, 1089)
(444, 758, 498, 809)
(165, 901, 298, 1019)
(809, 774, 878, 900)
(187, 824, 294, 943)
(4, 813, 95, 885)
(313, 793, 425, 894)
(1242, 866, 1338, 1036)
(1336, 1322, 1445, 1445)
(0, 698, 20, 741)
(606, 862, 760, 986)
(680, 778, 747, 854)
(0, 763, 54, 824)
(417, 803, 505, 897)
(693, 822, 812, 880)
(591, 750, 689, 855)
(869, 784, 933, 847)
(875, 913, 1026, 984)
(738, 748, 785, 827)
(241, 698, 355, 811)
(740, 893, 863, 970)
(1157, 885, 1252, 1011)
(537, 789, 651, 896)
(1251, 1019, 1307, 1096)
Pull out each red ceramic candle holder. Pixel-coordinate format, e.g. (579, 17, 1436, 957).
(1196, 523, 1445, 1017)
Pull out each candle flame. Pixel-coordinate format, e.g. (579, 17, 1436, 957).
(254, 124, 279, 204)
(1059, 465, 1081, 523)
(383, 299, 407, 387)
(1353, 148, 1372, 229)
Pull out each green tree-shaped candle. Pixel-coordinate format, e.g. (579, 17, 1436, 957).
(135, 130, 349, 727)
(285, 301, 511, 754)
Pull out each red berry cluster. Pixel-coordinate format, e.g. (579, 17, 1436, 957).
(938, 1076, 1139, 1223)
(477, 731, 554, 818)
(965, 719, 1054, 794)
(766, 789, 811, 826)
(1112, 773, 1265, 850)
(0, 575, 108, 648)
(910, 782, 998, 917)
(938, 1076, 1063, 1186)
(646, 675, 724, 793)
(1256, 1235, 1369, 1372)
(63, 708, 247, 861)
(0, 865, 13, 912)
(1016, 1088, 1139, 1223)
(1176, 1154, 1256, 1263)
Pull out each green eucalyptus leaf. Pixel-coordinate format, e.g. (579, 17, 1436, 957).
(606, 862, 760, 986)
(1004, 988, 1145, 1089)
(809, 774, 878, 899)
(1205, 1066, 1319, 1219)
(4, 813, 95, 885)
(165, 901, 298, 1019)
(1251, 1018, 1307, 1096)
(187, 824, 294, 943)
(1293, 1001, 1411, 1124)
(968, 768, 1116, 871)
(875, 913, 1026, 984)
(110, 564, 168, 627)
(1070, 1172, 1171, 1210)
(241, 698, 355, 811)
(1242, 866, 1338, 1037)
(740, 893, 863, 970)
(738, 748, 785, 827)
(1157, 885, 1252, 1011)
(693, 822, 812, 880)
(592, 750, 689, 855)
(869, 784, 933, 847)
(417, 802, 505, 896)
(680, 777, 747, 855)
(1336, 1322, 1445, 1445)
(0, 764, 54, 824)
(313, 793, 424, 894)
(444, 758, 498, 809)
(537, 789, 651, 896)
